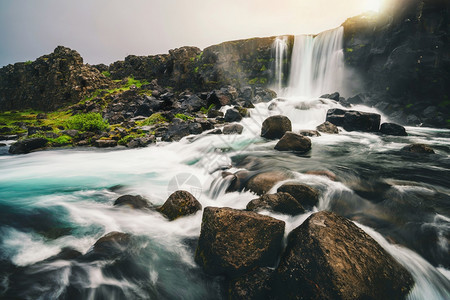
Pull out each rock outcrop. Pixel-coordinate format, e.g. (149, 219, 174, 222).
(0, 46, 113, 111)
(274, 132, 311, 152)
(261, 115, 292, 139)
(8, 138, 48, 154)
(272, 211, 414, 299)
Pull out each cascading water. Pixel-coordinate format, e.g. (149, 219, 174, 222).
(287, 27, 345, 98)
(272, 36, 288, 93)
(1, 27, 450, 299)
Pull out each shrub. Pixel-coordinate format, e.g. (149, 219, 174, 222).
(66, 113, 109, 131)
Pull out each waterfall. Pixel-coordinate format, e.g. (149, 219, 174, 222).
(287, 27, 345, 98)
(272, 36, 288, 92)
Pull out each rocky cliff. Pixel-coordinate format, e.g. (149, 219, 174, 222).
(0, 46, 113, 111)
(342, 0, 450, 127)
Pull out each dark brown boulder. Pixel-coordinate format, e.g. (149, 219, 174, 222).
(8, 138, 48, 154)
(401, 143, 435, 154)
(246, 171, 292, 195)
(274, 132, 311, 152)
(343, 111, 381, 132)
(92, 231, 132, 255)
(261, 115, 292, 139)
(195, 207, 285, 277)
(380, 122, 407, 136)
(158, 190, 202, 220)
(277, 182, 320, 208)
(228, 267, 273, 300)
(325, 108, 347, 126)
(316, 121, 339, 134)
(113, 195, 152, 209)
(246, 192, 305, 216)
(272, 211, 414, 299)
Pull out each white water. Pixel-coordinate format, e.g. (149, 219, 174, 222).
(1, 26, 450, 299)
(286, 27, 345, 98)
(272, 36, 289, 92)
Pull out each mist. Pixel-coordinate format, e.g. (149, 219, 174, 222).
(0, 0, 390, 67)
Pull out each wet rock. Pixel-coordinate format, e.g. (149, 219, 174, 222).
(225, 170, 251, 193)
(162, 121, 190, 141)
(46, 247, 83, 262)
(401, 143, 435, 154)
(195, 207, 285, 277)
(94, 139, 117, 148)
(223, 123, 244, 135)
(27, 126, 52, 135)
(343, 111, 381, 132)
(261, 115, 292, 139)
(299, 130, 321, 137)
(347, 94, 364, 105)
(126, 135, 155, 148)
(207, 86, 238, 107)
(0, 143, 6, 147)
(0, 134, 19, 141)
(224, 108, 243, 122)
(188, 122, 204, 134)
(325, 108, 347, 126)
(320, 92, 340, 101)
(247, 192, 305, 216)
(272, 211, 414, 300)
(208, 128, 222, 134)
(158, 190, 202, 220)
(228, 267, 273, 300)
(277, 183, 319, 208)
(240, 86, 253, 100)
(380, 122, 407, 136)
(254, 87, 277, 102)
(113, 195, 152, 209)
(316, 121, 339, 134)
(274, 132, 311, 153)
(8, 138, 48, 154)
(246, 171, 291, 195)
(181, 94, 206, 112)
(92, 231, 132, 256)
(207, 109, 224, 118)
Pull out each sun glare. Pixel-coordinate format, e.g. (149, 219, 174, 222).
(364, 0, 383, 12)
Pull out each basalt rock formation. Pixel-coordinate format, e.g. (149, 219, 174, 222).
(0, 46, 113, 111)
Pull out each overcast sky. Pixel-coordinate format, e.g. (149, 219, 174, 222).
(0, 0, 388, 67)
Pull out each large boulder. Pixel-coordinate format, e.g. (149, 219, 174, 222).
(343, 111, 381, 132)
(8, 138, 48, 154)
(246, 171, 291, 195)
(325, 108, 347, 126)
(261, 115, 292, 139)
(246, 192, 305, 216)
(195, 207, 285, 277)
(316, 121, 339, 134)
(380, 123, 407, 136)
(228, 267, 273, 300)
(277, 183, 320, 208)
(158, 190, 202, 220)
(299, 130, 321, 137)
(91, 231, 132, 256)
(272, 211, 414, 299)
(274, 132, 311, 152)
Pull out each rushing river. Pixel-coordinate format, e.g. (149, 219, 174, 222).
(1, 26, 450, 299)
(1, 97, 449, 299)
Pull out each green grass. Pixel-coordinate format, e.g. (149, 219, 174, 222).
(101, 71, 111, 77)
(174, 113, 194, 121)
(200, 104, 215, 114)
(65, 113, 109, 131)
(138, 113, 168, 126)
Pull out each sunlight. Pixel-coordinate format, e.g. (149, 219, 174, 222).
(364, 0, 383, 12)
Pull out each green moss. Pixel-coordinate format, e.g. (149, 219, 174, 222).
(439, 100, 450, 107)
(24, 60, 33, 65)
(346, 48, 354, 52)
(117, 133, 145, 145)
(194, 66, 199, 73)
(48, 135, 72, 146)
(101, 71, 111, 77)
(174, 113, 194, 121)
(65, 113, 109, 131)
(260, 65, 267, 71)
(139, 113, 168, 126)
(406, 103, 413, 109)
